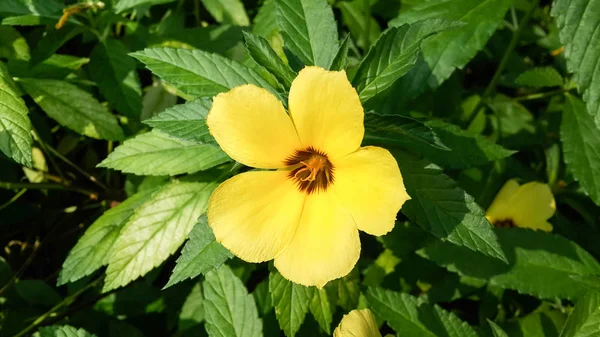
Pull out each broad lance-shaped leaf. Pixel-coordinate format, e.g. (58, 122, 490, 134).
(98, 130, 229, 176)
(0, 0, 62, 18)
(274, 0, 339, 69)
(113, 0, 176, 13)
(243, 31, 296, 88)
(0, 61, 32, 166)
(561, 94, 600, 206)
(559, 291, 600, 337)
(420, 228, 600, 300)
(309, 288, 333, 334)
(57, 187, 161, 285)
(366, 287, 478, 337)
(395, 151, 507, 262)
(515, 67, 564, 88)
(19, 78, 124, 141)
(130, 47, 283, 101)
(269, 271, 314, 337)
(144, 98, 216, 144)
(89, 38, 142, 119)
(201, 0, 249, 26)
(165, 215, 232, 288)
(103, 175, 221, 291)
(363, 112, 449, 151)
(488, 320, 509, 337)
(389, 0, 512, 88)
(352, 19, 458, 104)
(552, 0, 600, 121)
(39, 325, 97, 337)
(203, 265, 263, 337)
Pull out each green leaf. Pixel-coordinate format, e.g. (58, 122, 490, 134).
(488, 320, 509, 337)
(329, 35, 349, 71)
(30, 25, 82, 66)
(515, 67, 564, 88)
(420, 120, 515, 169)
(130, 47, 282, 101)
(552, 0, 600, 121)
(0, 61, 32, 166)
(559, 291, 600, 337)
(363, 112, 449, 151)
(7, 54, 89, 80)
(269, 271, 314, 337)
(389, 0, 512, 88)
(19, 78, 124, 140)
(104, 176, 221, 291)
(89, 38, 142, 119)
(330, 267, 360, 311)
(396, 152, 507, 262)
(165, 215, 232, 288)
(0, 26, 30, 61)
(309, 288, 332, 334)
(15, 280, 61, 307)
(39, 325, 97, 337)
(141, 80, 177, 120)
(561, 94, 600, 205)
(0, 0, 62, 17)
(274, 0, 339, 68)
(366, 287, 478, 337)
(113, 0, 176, 13)
(243, 32, 296, 89)
(144, 99, 216, 144)
(352, 19, 457, 104)
(98, 130, 229, 176)
(57, 187, 161, 285)
(179, 283, 206, 331)
(338, 0, 381, 49)
(420, 228, 600, 300)
(252, 0, 277, 39)
(201, 0, 249, 26)
(203, 265, 263, 337)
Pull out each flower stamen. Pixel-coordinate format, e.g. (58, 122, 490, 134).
(285, 147, 334, 194)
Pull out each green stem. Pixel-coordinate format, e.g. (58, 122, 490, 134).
(0, 239, 40, 297)
(0, 188, 27, 211)
(513, 88, 570, 101)
(45, 145, 110, 191)
(11, 278, 102, 337)
(0, 181, 98, 198)
(467, 0, 540, 126)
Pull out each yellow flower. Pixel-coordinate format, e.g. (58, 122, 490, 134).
(206, 66, 410, 287)
(485, 179, 556, 232)
(334, 309, 382, 337)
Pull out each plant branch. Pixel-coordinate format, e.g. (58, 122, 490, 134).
(0, 181, 98, 199)
(0, 239, 40, 297)
(44, 145, 110, 192)
(513, 88, 571, 101)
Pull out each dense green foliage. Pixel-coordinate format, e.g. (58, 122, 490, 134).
(1, 0, 600, 336)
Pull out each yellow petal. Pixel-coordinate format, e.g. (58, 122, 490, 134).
(333, 309, 382, 337)
(511, 182, 556, 231)
(207, 171, 305, 262)
(207, 84, 301, 169)
(485, 179, 521, 224)
(332, 146, 409, 236)
(288, 66, 364, 158)
(274, 191, 360, 288)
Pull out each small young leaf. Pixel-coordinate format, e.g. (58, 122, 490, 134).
(559, 291, 600, 337)
(130, 47, 282, 101)
(274, 0, 339, 68)
(552, 0, 600, 120)
(19, 78, 124, 141)
(201, 0, 250, 26)
(0, 61, 32, 166)
(269, 271, 314, 337)
(39, 325, 97, 337)
(165, 215, 232, 288)
(309, 288, 333, 334)
(487, 320, 509, 337)
(104, 177, 221, 291)
(89, 38, 142, 119)
(58, 187, 161, 285)
(396, 152, 507, 262)
(421, 228, 600, 300)
(98, 130, 229, 176)
(515, 67, 564, 88)
(366, 287, 478, 337)
(243, 31, 296, 89)
(561, 94, 600, 205)
(203, 265, 263, 337)
(144, 99, 216, 144)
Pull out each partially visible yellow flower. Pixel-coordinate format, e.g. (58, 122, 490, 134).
(206, 66, 410, 287)
(334, 309, 381, 337)
(485, 179, 556, 231)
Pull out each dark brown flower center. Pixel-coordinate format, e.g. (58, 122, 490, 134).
(285, 147, 334, 194)
(493, 219, 516, 228)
